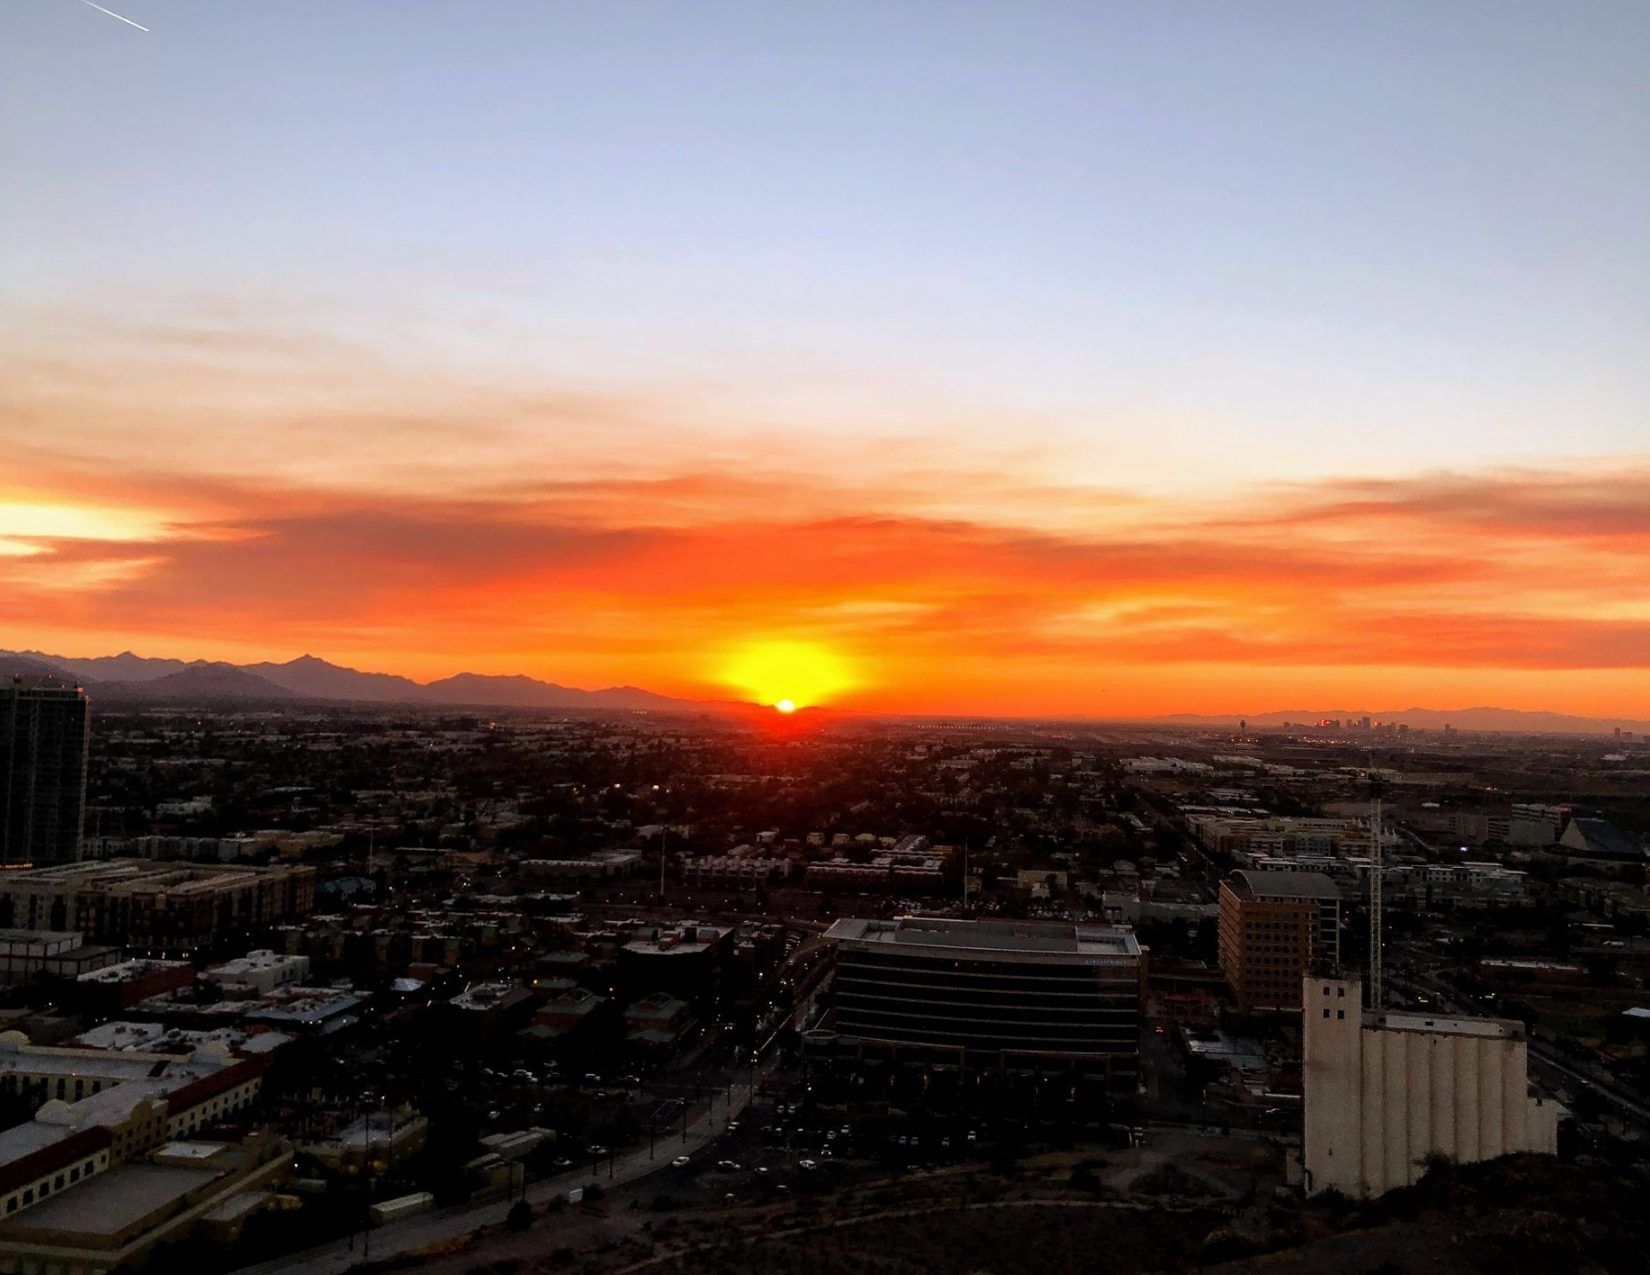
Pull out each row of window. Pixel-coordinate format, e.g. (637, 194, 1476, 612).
(2, 1151, 109, 1215)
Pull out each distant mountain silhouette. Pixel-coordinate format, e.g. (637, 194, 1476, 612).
(23, 649, 188, 683)
(105, 663, 296, 701)
(0, 649, 689, 711)
(244, 654, 425, 702)
(0, 652, 86, 685)
(416, 671, 684, 709)
(5, 648, 1645, 731)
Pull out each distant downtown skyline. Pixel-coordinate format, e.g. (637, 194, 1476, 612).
(3, 4, 1647, 718)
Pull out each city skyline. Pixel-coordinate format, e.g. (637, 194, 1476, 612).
(4, 3, 1648, 717)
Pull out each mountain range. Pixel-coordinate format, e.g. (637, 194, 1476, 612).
(3, 649, 1645, 734)
(0, 650, 689, 712)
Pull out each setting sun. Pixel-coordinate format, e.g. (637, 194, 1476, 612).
(721, 639, 856, 710)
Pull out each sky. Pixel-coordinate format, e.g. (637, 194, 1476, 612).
(3, 2, 1648, 717)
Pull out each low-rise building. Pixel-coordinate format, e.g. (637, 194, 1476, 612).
(623, 993, 694, 1056)
(0, 1035, 269, 1225)
(301, 1109, 428, 1176)
(0, 861, 315, 952)
(74, 959, 196, 1013)
(203, 950, 311, 996)
(0, 1134, 291, 1275)
(0, 931, 120, 986)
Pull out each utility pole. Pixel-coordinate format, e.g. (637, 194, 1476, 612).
(659, 825, 668, 899)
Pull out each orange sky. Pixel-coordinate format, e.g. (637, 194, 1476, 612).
(2, 313, 1647, 718)
(4, 6, 1649, 720)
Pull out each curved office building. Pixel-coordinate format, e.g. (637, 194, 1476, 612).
(822, 916, 1143, 1092)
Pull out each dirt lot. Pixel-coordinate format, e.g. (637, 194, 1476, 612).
(392, 1132, 1280, 1275)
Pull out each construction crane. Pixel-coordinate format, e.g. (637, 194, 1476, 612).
(1368, 770, 1384, 1009)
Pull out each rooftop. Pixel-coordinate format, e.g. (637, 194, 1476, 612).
(0, 1161, 220, 1236)
(1371, 1009, 1518, 1040)
(825, 916, 1140, 960)
(1228, 870, 1342, 902)
(78, 958, 192, 985)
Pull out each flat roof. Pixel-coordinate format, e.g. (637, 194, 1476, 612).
(826, 916, 1140, 959)
(0, 930, 81, 949)
(0, 1162, 220, 1236)
(0, 1044, 219, 1084)
(1370, 1010, 1517, 1040)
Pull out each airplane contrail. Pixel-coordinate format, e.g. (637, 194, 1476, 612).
(78, 0, 150, 32)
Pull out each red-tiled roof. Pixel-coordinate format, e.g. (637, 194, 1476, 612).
(163, 1057, 268, 1116)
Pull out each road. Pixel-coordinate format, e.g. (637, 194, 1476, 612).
(236, 1064, 775, 1275)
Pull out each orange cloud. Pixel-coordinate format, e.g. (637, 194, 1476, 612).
(2, 459, 1647, 717)
(3, 303, 1648, 717)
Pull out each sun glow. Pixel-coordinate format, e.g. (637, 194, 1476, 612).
(722, 639, 855, 710)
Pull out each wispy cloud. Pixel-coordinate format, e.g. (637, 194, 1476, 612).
(4, 301, 1648, 714)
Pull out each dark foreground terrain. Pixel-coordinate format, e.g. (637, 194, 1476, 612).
(348, 1148, 1647, 1275)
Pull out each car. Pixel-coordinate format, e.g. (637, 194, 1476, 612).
(755, 1166, 770, 1176)
(716, 1159, 742, 1171)
(672, 1155, 692, 1169)
(797, 1158, 818, 1170)
(587, 1145, 609, 1158)
(552, 1157, 573, 1169)
(726, 1120, 740, 1133)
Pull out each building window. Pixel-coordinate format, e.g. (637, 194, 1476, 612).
(1337, 1010, 1345, 1020)
(1322, 1008, 1330, 1018)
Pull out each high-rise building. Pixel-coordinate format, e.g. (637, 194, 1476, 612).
(0, 681, 90, 867)
(1303, 975, 1563, 1197)
(821, 916, 1143, 1092)
(1218, 869, 1342, 1011)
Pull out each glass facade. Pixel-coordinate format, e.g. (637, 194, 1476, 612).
(1, 685, 90, 866)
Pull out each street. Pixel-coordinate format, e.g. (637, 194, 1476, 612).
(235, 1064, 775, 1275)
